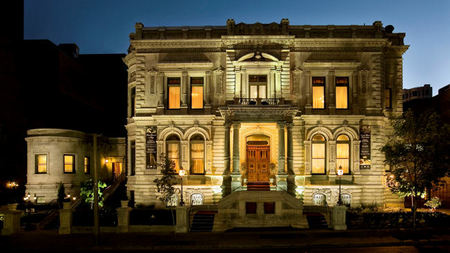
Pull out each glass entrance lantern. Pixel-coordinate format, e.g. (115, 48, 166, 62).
(178, 168, 186, 206)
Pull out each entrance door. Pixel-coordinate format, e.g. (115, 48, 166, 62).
(246, 142, 270, 183)
(112, 162, 123, 179)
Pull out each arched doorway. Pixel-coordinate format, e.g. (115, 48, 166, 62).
(246, 135, 270, 190)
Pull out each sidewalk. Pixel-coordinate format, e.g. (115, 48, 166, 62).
(2, 228, 449, 252)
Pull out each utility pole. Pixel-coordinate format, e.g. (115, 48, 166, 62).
(93, 134, 100, 244)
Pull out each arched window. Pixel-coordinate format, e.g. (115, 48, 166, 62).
(336, 135, 350, 174)
(313, 193, 326, 206)
(312, 134, 326, 174)
(341, 193, 351, 207)
(190, 134, 205, 174)
(166, 135, 180, 173)
(190, 193, 204, 206)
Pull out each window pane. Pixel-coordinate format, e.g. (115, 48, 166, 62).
(337, 143, 349, 174)
(259, 85, 266, 98)
(190, 142, 204, 174)
(336, 86, 348, 109)
(313, 86, 325, 109)
(36, 155, 47, 173)
(84, 157, 90, 174)
(191, 86, 203, 109)
(250, 85, 258, 99)
(64, 155, 74, 173)
(168, 86, 180, 109)
(167, 142, 180, 173)
(312, 143, 325, 174)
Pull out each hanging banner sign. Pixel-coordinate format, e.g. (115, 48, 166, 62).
(359, 125, 371, 169)
(146, 127, 157, 169)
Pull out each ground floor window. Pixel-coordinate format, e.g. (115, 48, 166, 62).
(190, 134, 205, 174)
(336, 134, 350, 174)
(63, 154, 75, 173)
(190, 193, 203, 205)
(167, 135, 181, 173)
(313, 193, 326, 206)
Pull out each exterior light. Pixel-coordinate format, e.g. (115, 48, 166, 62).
(105, 159, 109, 163)
(337, 167, 344, 176)
(179, 168, 186, 206)
(73, 197, 77, 201)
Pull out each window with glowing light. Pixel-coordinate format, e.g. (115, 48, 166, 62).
(168, 77, 181, 109)
(84, 157, 90, 174)
(63, 154, 75, 173)
(191, 77, 204, 109)
(166, 135, 180, 173)
(312, 77, 325, 109)
(336, 135, 350, 174)
(35, 154, 47, 174)
(312, 134, 326, 174)
(335, 77, 349, 109)
(249, 75, 267, 99)
(190, 134, 205, 174)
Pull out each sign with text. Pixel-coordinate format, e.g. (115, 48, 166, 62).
(146, 127, 157, 169)
(359, 125, 371, 169)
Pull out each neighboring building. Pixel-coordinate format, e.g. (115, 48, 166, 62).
(123, 19, 408, 208)
(403, 84, 432, 103)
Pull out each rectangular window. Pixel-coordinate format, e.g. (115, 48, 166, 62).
(336, 143, 350, 174)
(249, 75, 267, 99)
(191, 77, 204, 109)
(336, 77, 349, 109)
(63, 155, 75, 173)
(168, 77, 181, 109)
(84, 157, 90, 174)
(312, 143, 325, 174)
(130, 141, 136, 176)
(385, 88, 392, 109)
(190, 142, 205, 174)
(35, 154, 47, 174)
(312, 77, 325, 109)
(130, 87, 136, 116)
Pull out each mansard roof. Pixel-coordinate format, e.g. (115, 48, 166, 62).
(130, 19, 405, 46)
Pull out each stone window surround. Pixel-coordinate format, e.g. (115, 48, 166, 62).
(162, 70, 209, 109)
(63, 154, 76, 174)
(34, 153, 49, 174)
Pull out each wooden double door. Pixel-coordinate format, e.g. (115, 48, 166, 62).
(246, 144, 270, 183)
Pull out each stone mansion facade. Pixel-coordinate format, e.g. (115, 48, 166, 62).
(26, 19, 408, 208)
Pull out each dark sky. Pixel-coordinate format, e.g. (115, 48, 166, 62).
(25, 0, 450, 94)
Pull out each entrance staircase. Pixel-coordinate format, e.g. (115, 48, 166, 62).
(246, 182, 270, 191)
(305, 213, 328, 229)
(190, 211, 216, 232)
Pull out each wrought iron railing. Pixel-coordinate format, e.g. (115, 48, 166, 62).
(233, 97, 284, 105)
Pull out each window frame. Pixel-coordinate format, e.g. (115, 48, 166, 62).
(312, 77, 326, 109)
(35, 154, 47, 174)
(311, 134, 326, 175)
(63, 154, 75, 174)
(84, 156, 90, 174)
(248, 75, 268, 99)
(166, 135, 181, 174)
(336, 134, 351, 175)
(190, 77, 204, 109)
(167, 77, 181, 110)
(189, 135, 205, 175)
(335, 76, 349, 109)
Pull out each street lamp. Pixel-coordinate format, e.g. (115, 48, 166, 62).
(337, 165, 344, 206)
(178, 168, 186, 206)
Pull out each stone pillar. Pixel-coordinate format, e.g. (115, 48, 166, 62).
(181, 71, 188, 108)
(231, 122, 241, 191)
(116, 202, 131, 233)
(305, 71, 312, 113)
(157, 72, 164, 108)
(235, 68, 241, 98)
(176, 206, 189, 233)
(205, 71, 211, 106)
(332, 205, 347, 230)
(277, 121, 288, 191)
(328, 69, 336, 114)
(224, 123, 231, 173)
(286, 123, 293, 174)
(1, 204, 22, 235)
(59, 202, 72, 235)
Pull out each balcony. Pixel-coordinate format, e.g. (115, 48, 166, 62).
(231, 97, 286, 106)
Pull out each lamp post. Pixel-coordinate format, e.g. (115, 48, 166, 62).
(337, 165, 344, 206)
(178, 168, 186, 206)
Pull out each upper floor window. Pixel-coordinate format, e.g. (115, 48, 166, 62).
(249, 75, 267, 99)
(166, 135, 181, 173)
(191, 77, 204, 109)
(336, 135, 350, 174)
(63, 154, 75, 173)
(385, 88, 392, 109)
(130, 141, 136, 176)
(336, 77, 349, 109)
(84, 156, 90, 174)
(35, 154, 47, 174)
(168, 77, 181, 109)
(312, 134, 326, 174)
(312, 77, 325, 109)
(130, 87, 136, 116)
(190, 134, 205, 174)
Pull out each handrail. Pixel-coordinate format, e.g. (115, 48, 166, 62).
(233, 97, 284, 105)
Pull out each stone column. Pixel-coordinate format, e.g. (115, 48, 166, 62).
(235, 68, 241, 98)
(181, 141, 189, 171)
(332, 205, 347, 230)
(176, 206, 189, 233)
(224, 122, 231, 173)
(231, 122, 241, 191)
(1, 204, 22, 235)
(277, 121, 287, 191)
(205, 71, 211, 106)
(181, 71, 188, 108)
(286, 123, 293, 174)
(328, 69, 336, 114)
(305, 71, 312, 113)
(116, 204, 131, 233)
(157, 72, 164, 108)
(59, 202, 72, 235)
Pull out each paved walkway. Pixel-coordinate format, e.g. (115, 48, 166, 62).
(2, 228, 449, 252)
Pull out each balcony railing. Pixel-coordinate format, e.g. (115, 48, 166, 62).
(233, 97, 285, 105)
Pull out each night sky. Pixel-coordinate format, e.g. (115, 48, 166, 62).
(25, 0, 450, 94)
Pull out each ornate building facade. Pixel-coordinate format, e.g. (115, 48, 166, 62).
(124, 19, 408, 207)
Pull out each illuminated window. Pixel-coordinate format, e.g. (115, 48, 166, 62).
(190, 134, 205, 174)
(191, 77, 204, 109)
(35, 154, 47, 174)
(336, 77, 349, 109)
(168, 77, 181, 109)
(63, 154, 75, 174)
(130, 87, 136, 116)
(84, 157, 90, 174)
(312, 134, 326, 174)
(167, 135, 180, 173)
(249, 75, 267, 99)
(336, 135, 350, 174)
(385, 88, 392, 109)
(312, 77, 325, 109)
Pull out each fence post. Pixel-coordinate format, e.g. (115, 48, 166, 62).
(332, 205, 347, 230)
